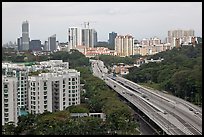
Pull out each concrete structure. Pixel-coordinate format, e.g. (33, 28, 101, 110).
(115, 35, 134, 57)
(92, 59, 202, 135)
(48, 34, 56, 51)
(85, 47, 117, 57)
(68, 27, 82, 49)
(81, 28, 97, 48)
(167, 29, 195, 47)
(28, 60, 80, 114)
(108, 32, 117, 49)
(28, 69, 80, 114)
(22, 20, 30, 51)
(2, 63, 29, 112)
(29, 40, 42, 51)
(2, 76, 18, 125)
(17, 37, 23, 51)
(71, 113, 106, 121)
(2, 60, 81, 124)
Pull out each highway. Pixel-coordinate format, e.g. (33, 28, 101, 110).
(90, 59, 202, 135)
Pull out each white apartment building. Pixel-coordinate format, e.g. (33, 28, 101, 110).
(2, 63, 28, 113)
(28, 69, 80, 114)
(2, 60, 80, 125)
(2, 76, 18, 125)
(167, 29, 195, 47)
(115, 35, 134, 57)
(68, 27, 82, 49)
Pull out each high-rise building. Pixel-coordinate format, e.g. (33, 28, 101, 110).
(2, 63, 29, 114)
(81, 28, 97, 48)
(115, 35, 134, 57)
(2, 76, 18, 126)
(68, 27, 82, 49)
(29, 40, 42, 51)
(17, 37, 23, 51)
(108, 32, 117, 49)
(28, 60, 80, 114)
(48, 34, 56, 51)
(93, 30, 98, 47)
(167, 29, 195, 47)
(22, 20, 30, 51)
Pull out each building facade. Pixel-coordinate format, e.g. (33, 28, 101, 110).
(108, 32, 117, 50)
(22, 20, 30, 51)
(2, 76, 18, 125)
(48, 34, 57, 51)
(115, 35, 134, 57)
(68, 27, 82, 50)
(29, 40, 42, 51)
(2, 63, 29, 113)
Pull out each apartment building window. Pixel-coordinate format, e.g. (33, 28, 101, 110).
(44, 87, 47, 90)
(44, 96, 47, 100)
(4, 99, 8, 103)
(4, 113, 9, 117)
(72, 94, 75, 97)
(4, 84, 8, 89)
(44, 105, 47, 109)
(4, 104, 8, 107)
(4, 108, 9, 112)
(5, 118, 9, 122)
(44, 82, 47, 86)
(4, 94, 8, 98)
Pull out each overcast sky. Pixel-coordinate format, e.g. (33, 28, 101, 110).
(2, 2, 202, 44)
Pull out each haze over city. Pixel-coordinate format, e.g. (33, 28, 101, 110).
(2, 2, 202, 44)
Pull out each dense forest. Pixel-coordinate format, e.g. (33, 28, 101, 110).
(125, 44, 202, 106)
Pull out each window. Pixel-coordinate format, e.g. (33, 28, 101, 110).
(4, 84, 8, 89)
(4, 108, 9, 112)
(5, 118, 9, 122)
(44, 87, 47, 90)
(4, 113, 9, 117)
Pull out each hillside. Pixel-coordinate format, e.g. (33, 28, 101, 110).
(125, 44, 202, 106)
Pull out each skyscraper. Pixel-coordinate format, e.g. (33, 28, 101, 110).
(48, 34, 56, 51)
(81, 28, 97, 48)
(68, 27, 82, 49)
(22, 20, 30, 51)
(108, 32, 117, 50)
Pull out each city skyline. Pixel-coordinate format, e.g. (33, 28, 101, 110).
(2, 2, 202, 44)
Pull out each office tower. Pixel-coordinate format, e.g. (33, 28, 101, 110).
(108, 32, 117, 49)
(81, 28, 97, 48)
(44, 41, 48, 51)
(22, 20, 30, 51)
(115, 35, 134, 57)
(68, 27, 82, 49)
(2, 76, 18, 125)
(17, 37, 23, 51)
(93, 30, 98, 47)
(48, 34, 56, 51)
(29, 40, 42, 51)
(2, 63, 29, 114)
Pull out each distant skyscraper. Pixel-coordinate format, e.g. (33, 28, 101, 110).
(17, 37, 22, 51)
(93, 30, 98, 47)
(108, 32, 117, 50)
(22, 20, 30, 50)
(81, 28, 97, 48)
(48, 34, 56, 51)
(68, 27, 82, 49)
(29, 40, 42, 51)
(115, 35, 134, 57)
